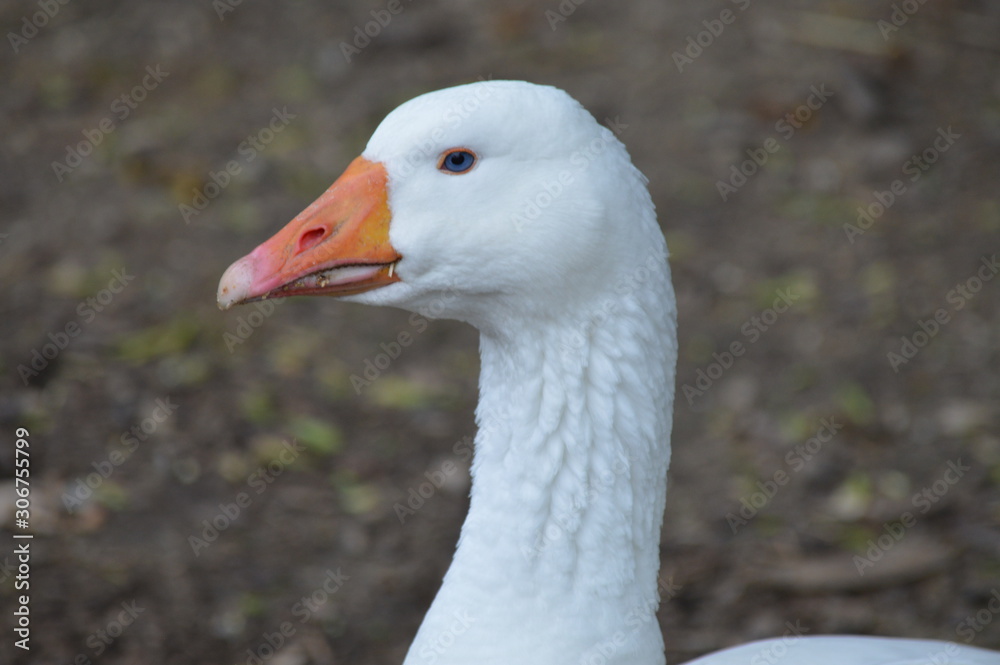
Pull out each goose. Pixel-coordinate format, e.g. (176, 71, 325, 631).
(217, 80, 999, 665)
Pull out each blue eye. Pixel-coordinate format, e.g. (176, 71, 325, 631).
(438, 149, 477, 174)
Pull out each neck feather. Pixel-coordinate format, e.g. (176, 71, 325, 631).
(404, 252, 677, 665)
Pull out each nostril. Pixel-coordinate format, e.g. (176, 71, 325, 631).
(296, 227, 326, 255)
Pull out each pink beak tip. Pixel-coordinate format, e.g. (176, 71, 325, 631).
(217, 255, 256, 310)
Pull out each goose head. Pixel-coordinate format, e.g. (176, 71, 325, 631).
(218, 81, 676, 665)
(217, 80, 664, 334)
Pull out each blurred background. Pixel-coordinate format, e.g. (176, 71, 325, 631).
(2, 1, 999, 663)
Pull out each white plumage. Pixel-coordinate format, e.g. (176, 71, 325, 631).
(219, 80, 999, 665)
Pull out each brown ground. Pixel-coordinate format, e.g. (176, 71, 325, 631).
(1, 1, 999, 664)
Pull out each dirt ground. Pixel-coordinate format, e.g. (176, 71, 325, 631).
(1, 1, 999, 663)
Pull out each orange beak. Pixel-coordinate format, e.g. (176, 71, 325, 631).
(217, 157, 401, 310)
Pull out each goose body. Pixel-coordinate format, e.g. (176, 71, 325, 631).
(218, 81, 999, 665)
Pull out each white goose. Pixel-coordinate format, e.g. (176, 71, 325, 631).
(218, 81, 998, 665)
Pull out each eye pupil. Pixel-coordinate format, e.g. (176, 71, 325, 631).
(440, 149, 476, 174)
